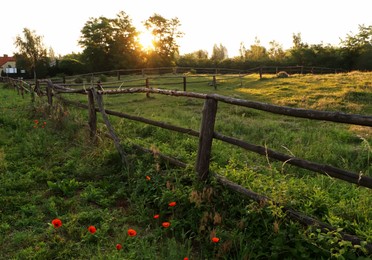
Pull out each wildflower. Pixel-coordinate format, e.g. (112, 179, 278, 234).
(88, 225, 97, 234)
(51, 218, 62, 228)
(168, 201, 176, 207)
(34, 120, 39, 124)
(127, 228, 137, 237)
(146, 175, 151, 181)
(116, 243, 122, 250)
(184, 258, 189, 260)
(153, 214, 160, 219)
(211, 237, 220, 243)
(43, 121, 46, 125)
(162, 222, 171, 228)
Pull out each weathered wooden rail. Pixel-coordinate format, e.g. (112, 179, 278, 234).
(2, 75, 372, 253)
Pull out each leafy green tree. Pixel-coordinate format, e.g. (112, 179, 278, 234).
(79, 11, 142, 72)
(14, 28, 48, 79)
(177, 50, 210, 67)
(211, 43, 228, 64)
(245, 37, 269, 62)
(144, 14, 184, 67)
(268, 40, 286, 63)
(341, 24, 372, 70)
(289, 33, 309, 65)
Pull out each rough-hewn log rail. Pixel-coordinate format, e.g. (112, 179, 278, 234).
(55, 95, 372, 189)
(90, 88, 371, 126)
(213, 132, 372, 189)
(214, 174, 372, 254)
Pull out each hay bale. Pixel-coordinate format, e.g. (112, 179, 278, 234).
(277, 71, 289, 78)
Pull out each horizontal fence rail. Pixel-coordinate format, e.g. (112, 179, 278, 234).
(53, 86, 372, 189)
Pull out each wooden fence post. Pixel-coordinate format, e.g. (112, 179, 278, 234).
(117, 71, 120, 81)
(183, 76, 187, 91)
(212, 75, 217, 90)
(146, 78, 150, 98)
(87, 89, 97, 141)
(20, 81, 24, 98)
(259, 66, 263, 79)
(46, 81, 53, 106)
(195, 98, 218, 180)
(31, 83, 35, 103)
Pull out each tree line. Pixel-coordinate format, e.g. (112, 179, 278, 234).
(7, 11, 372, 79)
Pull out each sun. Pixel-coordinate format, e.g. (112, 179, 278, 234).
(139, 31, 155, 51)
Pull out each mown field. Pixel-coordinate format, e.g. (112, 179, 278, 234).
(0, 71, 371, 259)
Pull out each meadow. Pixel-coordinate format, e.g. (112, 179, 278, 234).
(0, 71, 371, 259)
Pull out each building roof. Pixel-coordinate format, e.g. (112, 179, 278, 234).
(0, 56, 16, 67)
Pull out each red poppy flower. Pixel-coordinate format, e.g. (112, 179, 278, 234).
(162, 222, 171, 228)
(51, 218, 62, 228)
(153, 214, 160, 219)
(116, 243, 122, 250)
(43, 122, 47, 125)
(168, 202, 176, 207)
(127, 228, 137, 237)
(34, 120, 39, 124)
(146, 175, 151, 181)
(88, 225, 97, 234)
(184, 258, 189, 260)
(211, 237, 220, 243)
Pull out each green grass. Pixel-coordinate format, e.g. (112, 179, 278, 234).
(1, 72, 371, 259)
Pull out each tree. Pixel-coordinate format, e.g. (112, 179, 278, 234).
(211, 43, 228, 64)
(144, 14, 184, 67)
(245, 37, 268, 62)
(289, 33, 312, 65)
(14, 28, 48, 79)
(340, 24, 372, 70)
(268, 40, 286, 63)
(79, 11, 142, 72)
(239, 42, 247, 60)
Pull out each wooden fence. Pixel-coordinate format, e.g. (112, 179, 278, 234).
(2, 75, 372, 253)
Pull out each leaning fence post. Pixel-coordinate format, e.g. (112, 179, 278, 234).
(196, 98, 218, 180)
(183, 76, 187, 91)
(87, 89, 97, 141)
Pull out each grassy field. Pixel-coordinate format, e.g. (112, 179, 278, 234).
(0, 71, 371, 259)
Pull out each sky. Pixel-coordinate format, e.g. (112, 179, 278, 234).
(1, 0, 371, 58)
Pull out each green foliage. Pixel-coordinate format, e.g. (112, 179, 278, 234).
(79, 11, 142, 72)
(143, 13, 184, 67)
(14, 28, 48, 79)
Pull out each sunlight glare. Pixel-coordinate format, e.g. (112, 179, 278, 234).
(139, 31, 154, 50)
